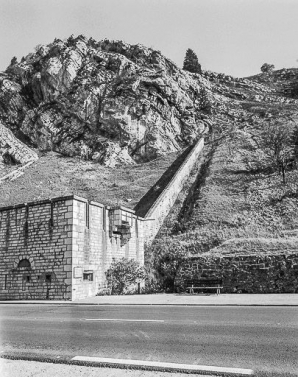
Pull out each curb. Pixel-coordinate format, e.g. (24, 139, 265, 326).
(0, 301, 298, 306)
(0, 354, 254, 376)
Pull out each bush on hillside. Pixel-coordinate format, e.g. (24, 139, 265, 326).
(260, 63, 275, 73)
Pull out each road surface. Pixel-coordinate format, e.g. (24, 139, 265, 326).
(0, 304, 297, 375)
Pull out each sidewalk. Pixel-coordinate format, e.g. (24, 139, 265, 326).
(0, 358, 212, 377)
(1, 293, 298, 306)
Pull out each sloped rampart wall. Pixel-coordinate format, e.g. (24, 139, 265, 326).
(0, 123, 38, 164)
(140, 138, 204, 244)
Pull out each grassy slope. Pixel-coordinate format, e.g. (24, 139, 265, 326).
(153, 132, 298, 257)
(152, 72, 298, 257)
(0, 150, 180, 209)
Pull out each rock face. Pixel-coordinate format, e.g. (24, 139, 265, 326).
(0, 36, 213, 166)
(1, 35, 297, 168)
(0, 122, 38, 164)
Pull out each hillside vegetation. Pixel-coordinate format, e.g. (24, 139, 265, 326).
(1, 35, 298, 266)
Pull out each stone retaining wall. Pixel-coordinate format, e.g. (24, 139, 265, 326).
(71, 198, 144, 300)
(0, 123, 38, 164)
(175, 254, 298, 293)
(141, 138, 204, 244)
(0, 195, 145, 300)
(0, 197, 73, 300)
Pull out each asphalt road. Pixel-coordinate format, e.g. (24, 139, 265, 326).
(0, 304, 297, 375)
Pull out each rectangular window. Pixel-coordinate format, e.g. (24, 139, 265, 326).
(4, 275, 8, 290)
(83, 272, 93, 281)
(45, 274, 52, 283)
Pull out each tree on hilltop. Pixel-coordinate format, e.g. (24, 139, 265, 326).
(261, 63, 275, 73)
(183, 48, 201, 74)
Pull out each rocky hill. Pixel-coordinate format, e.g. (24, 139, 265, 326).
(0, 35, 214, 168)
(1, 35, 298, 261)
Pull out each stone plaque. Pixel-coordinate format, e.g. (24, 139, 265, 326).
(73, 267, 83, 278)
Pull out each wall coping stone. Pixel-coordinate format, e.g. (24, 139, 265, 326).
(110, 205, 136, 214)
(0, 194, 147, 220)
(0, 195, 75, 212)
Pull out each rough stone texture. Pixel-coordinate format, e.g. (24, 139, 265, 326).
(0, 122, 38, 165)
(0, 36, 210, 167)
(0, 195, 145, 300)
(0, 197, 73, 300)
(175, 254, 298, 293)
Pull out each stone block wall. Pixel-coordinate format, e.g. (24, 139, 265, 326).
(175, 254, 298, 293)
(71, 197, 145, 300)
(0, 195, 145, 301)
(0, 197, 73, 300)
(143, 138, 204, 243)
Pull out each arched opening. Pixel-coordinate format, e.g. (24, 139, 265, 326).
(18, 259, 31, 268)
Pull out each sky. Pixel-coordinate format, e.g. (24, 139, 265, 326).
(0, 0, 298, 77)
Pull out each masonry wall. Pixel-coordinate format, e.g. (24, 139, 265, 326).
(0, 198, 73, 300)
(175, 254, 298, 293)
(71, 198, 144, 300)
(143, 138, 204, 244)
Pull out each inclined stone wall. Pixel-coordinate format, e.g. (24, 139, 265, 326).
(71, 197, 144, 300)
(0, 122, 38, 164)
(0, 197, 73, 300)
(143, 138, 204, 244)
(175, 254, 298, 293)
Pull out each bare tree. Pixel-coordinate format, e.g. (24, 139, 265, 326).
(259, 120, 297, 184)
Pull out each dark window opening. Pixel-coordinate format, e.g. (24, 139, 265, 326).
(18, 259, 31, 268)
(86, 203, 90, 228)
(26, 276, 31, 282)
(45, 274, 52, 283)
(4, 275, 8, 290)
(83, 272, 93, 281)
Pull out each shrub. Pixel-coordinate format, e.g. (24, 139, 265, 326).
(147, 238, 190, 292)
(105, 258, 145, 295)
(260, 63, 275, 73)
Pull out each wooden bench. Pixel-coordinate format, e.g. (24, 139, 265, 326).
(185, 279, 223, 295)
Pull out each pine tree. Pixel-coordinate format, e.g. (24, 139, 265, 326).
(183, 48, 201, 74)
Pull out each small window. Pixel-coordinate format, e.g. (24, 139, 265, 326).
(26, 276, 31, 283)
(45, 274, 52, 283)
(83, 272, 93, 281)
(18, 259, 31, 268)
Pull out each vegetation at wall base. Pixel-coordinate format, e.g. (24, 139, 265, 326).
(105, 257, 145, 295)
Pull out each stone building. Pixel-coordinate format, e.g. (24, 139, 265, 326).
(0, 195, 147, 301)
(0, 138, 204, 300)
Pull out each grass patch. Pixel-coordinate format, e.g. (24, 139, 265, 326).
(0, 150, 181, 209)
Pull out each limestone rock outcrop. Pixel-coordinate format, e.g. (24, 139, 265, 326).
(0, 36, 213, 166)
(0, 122, 38, 165)
(1, 35, 297, 168)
